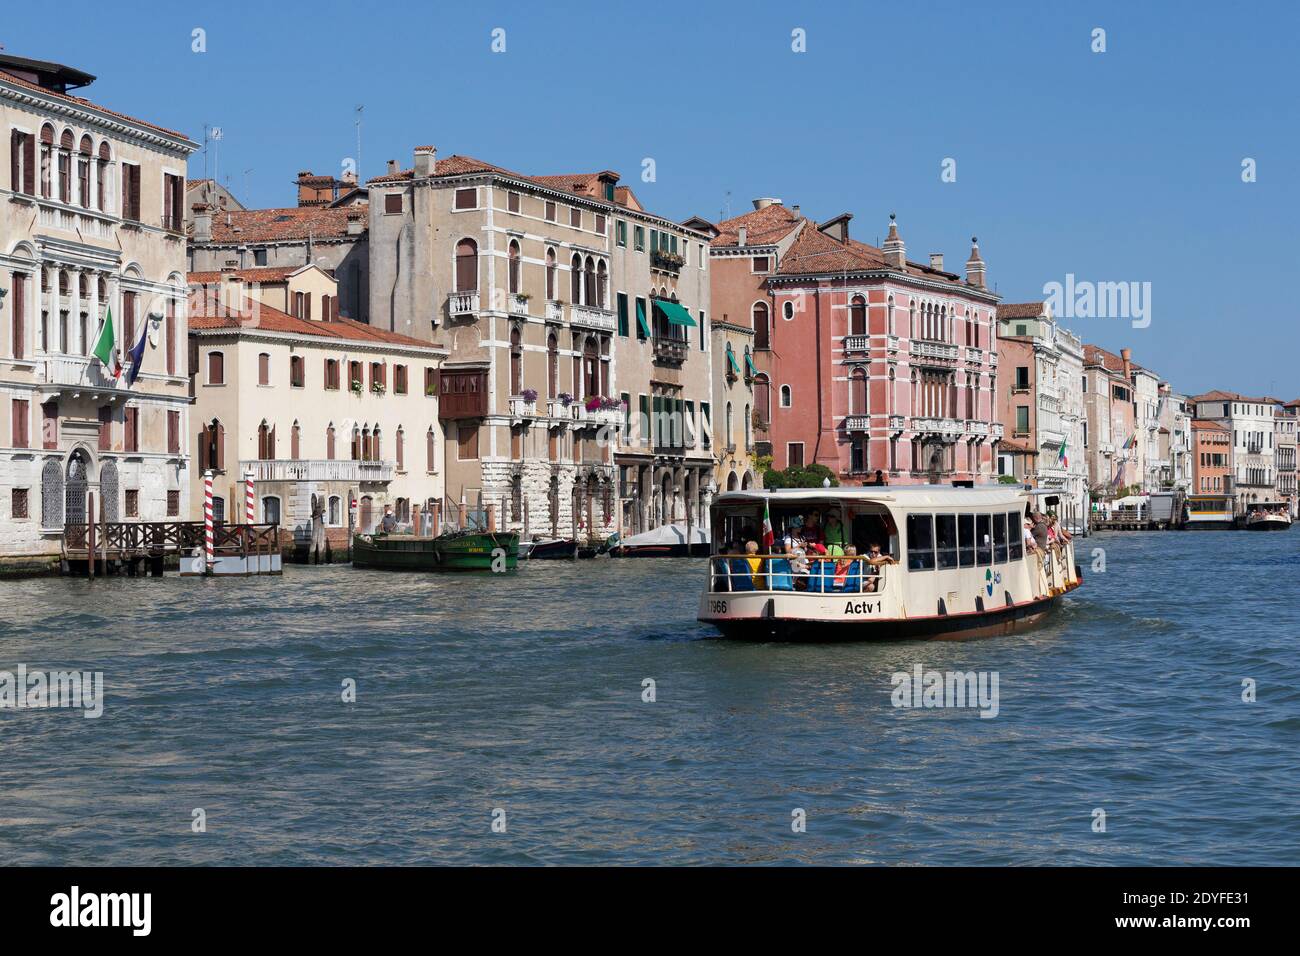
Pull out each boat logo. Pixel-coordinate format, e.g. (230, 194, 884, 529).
(984, 570, 1002, 596)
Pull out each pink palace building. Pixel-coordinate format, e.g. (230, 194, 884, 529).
(705, 202, 1003, 485)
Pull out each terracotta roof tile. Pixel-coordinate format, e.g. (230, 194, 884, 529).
(188, 289, 440, 350)
(187, 266, 312, 285)
(194, 204, 366, 244)
(0, 68, 193, 143)
(712, 204, 803, 247)
(998, 302, 1046, 319)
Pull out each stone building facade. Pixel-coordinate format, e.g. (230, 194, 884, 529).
(1, 52, 196, 571)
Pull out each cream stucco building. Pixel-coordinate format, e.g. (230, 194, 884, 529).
(1, 52, 196, 572)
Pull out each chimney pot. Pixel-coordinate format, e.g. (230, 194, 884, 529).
(386, 159, 399, 174)
(737, 226, 747, 246)
(751, 197, 782, 211)
(929, 253, 944, 271)
(413, 146, 436, 178)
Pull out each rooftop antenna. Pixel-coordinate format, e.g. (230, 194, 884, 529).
(721, 190, 731, 221)
(355, 105, 364, 179)
(242, 168, 253, 202)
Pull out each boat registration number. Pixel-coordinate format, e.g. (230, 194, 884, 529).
(707, 600, 728, 615)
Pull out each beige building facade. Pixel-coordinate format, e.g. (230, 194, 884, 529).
(1, 53, 196, 570)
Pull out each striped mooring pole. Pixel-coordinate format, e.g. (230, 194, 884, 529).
(244, 470, 255, 525)
(203, 469, 215, 573)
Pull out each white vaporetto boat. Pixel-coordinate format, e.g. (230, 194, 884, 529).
(698, 486, 1081, 640)
(1243, 501, 1293, 531)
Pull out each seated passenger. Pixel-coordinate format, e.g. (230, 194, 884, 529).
(744, 540, 766, 590)
(824, 514, 847, 555)
(769, 544, 795, 591)
(789, 543, 810, 591)
(831, 545, 861, 592)
(863, 542, 894, 592)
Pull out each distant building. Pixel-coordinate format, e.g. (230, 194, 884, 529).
(1190, 419, 1231, 495)
(1, 51, 197, 570)
(706, 203, 1002, 485)
(1276, 401, 1297, 515)
(187, 280, 447, 554)
(1188, 390, 1279, 513)
(1081, 345, 1137, 496)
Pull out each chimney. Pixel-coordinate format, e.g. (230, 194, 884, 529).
(792, 204, 800, 217)
(414, 145, 436, 178)
(296, 170, 315, 206)
(192, 203, 212, 243)
(737, 226, 747, 247)
(386, 159, 399, 175)
(347, 207, 366, 236)
(342, 170, 357, 186)
(929, 253, 944, 271)
(1121, 348, 1132, 380)
(964, 236, 986, 288)
(751, 197, 782, 211)
(882, 213, 906, 268)
(818, 213, 852, 243)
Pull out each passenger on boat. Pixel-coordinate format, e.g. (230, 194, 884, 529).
(862, 541, 895, 592)
(744, 540, 766, 589)
(831, 545, 861, 592)
(824, 514, 847, 556)
(1048, 513, 1072, 543)
(802, 514, 824, 547)
(789, 543, 810, 591)
(1029, 511, 1049, 550)
(381, 506, 398, 534)
(1023, 518, 1039, 554)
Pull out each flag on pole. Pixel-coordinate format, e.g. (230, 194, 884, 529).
(761, 500, 774, 549)
(124, 316, 148, 387)
(91, 307, 121, 380)
(1058, 437, 1068, 470)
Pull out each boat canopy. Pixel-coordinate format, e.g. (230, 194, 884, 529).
(714, 484, 1033, 511)
(618, 522, 709, 548)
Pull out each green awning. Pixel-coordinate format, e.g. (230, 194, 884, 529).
(726, 347, 740, 374)
(744, 352, 757, 376)
(655, 299, 696, 327)
(635, 300, 650, 337)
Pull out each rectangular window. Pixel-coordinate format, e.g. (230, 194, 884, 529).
(207, 351, 224, 385)
(975, 513, 992, 565)
(11, 398, 29, 448)
(259, 353, 270, 386)
(616, 220, 627, 246)
(621, 391, 631, 442)
(935, 514, 958, 570)
(168, 410, 180, 454)
(457, 423, 479, 459)
(394, 365, 408, 394)
(165, 299, 176, 376)
(906, 513, 935, 571)
(957, 513, 975, 567)
(454, 188, 476, 210)
(164, 173, 184, 231)
(634, 226, 645, 251)
(569, 207, 581, 228)
(122, 291, 137, 354)
(617, 293, 629, 337)
(787, 442, 805, 468)
(124, 406, 139, 453)
(752, 256, 770, 273)
(97, 405, 112, 451)
(850, 439, 866, 474)
(701, 402, 711, 449)
(1015, 406, 1029, 434)
(125, 489, 139, 518)
(699, 311, 707, 350)
(638, 395, 649, 446)
(384, 193, 403, 214)
(41, 401, 57, 450)
(167, 490, 180, 517)
(1007, 511, 1024, 561)
(993, 512, 1009, 563)
(594, 213, 606, 235)
(324, 358, 339, 390)
(1014, 366, 1030, 389)
(545, 200, 556, 222)
(254, 248, 268, 266)
(10, 129, 35, 196)
(121, 163, 141, 221)
(349, 360, 363, 391)
(11, 488, 28, 519)
(288, 355, 304, 388)
(507, 191, 521, 213)
(10, 272, 25, 359)
(425, 367, 438, 396)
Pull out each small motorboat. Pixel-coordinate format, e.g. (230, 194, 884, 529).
(520, 537, 578, 560)
(609, 522, 710, 557)
(352, 531, 519, 571)
(1243, 502, 1293, 531)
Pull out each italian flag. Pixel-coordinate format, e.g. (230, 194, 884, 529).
(91, 308, 121, 380)
(1059, 437, 1068, 469)
(761, 500, 774, 549)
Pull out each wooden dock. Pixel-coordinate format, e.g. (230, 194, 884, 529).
(62, 521, 281, 576)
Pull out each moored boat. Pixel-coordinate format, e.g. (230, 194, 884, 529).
(353, 531, 519, 571)
(698, 485, 1081, 641)
(1183, 494, 1235, 530)
(610, 522, 709, 557)
(1243, 502, 1293, 531)
(520, 537, 578, 560)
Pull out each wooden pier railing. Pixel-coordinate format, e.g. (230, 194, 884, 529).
(63, 522, 279, 560)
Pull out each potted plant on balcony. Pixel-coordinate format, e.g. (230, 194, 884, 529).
(559, 392, 574, 408)
(351, 379, 363, 395)
(521, 388, 538, 403)
(651, 249, 685, 271)
(371, 381, 385, 395)
(585, 395, 604, 414)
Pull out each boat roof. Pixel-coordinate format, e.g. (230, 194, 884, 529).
(715, 484, 1034, 509)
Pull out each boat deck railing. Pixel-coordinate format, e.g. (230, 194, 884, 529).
(708, 553, 889, 595)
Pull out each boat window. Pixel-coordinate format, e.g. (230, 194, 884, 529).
(957, 513, 975, 567)
(993, 512, 1008, 563)
(906, 513, 935, 571)
(1007, 511, 1024, 560)
(935, 514, 958, 570)
(975, 514, 992, 565)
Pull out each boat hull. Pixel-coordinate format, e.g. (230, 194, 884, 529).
(522, 539, 578, 560)
(352, 532, 518, 571)
(1244, 518, 1292, 531)
(703, 591, 1067, 642)
(1183, 520, 1235, 530)
(610, 542, 709, 557)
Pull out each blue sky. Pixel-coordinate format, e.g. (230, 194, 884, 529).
(5, 0, 1296, 398)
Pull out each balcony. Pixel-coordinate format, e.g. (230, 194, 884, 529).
(966, 420, 990, 437)
(991, 423, 1004, 439)
(888, 414, 906, 432)
(36, 198, 116, 240)
(42, 355, 123, 396)
(571, 304, 617, 333)
(886, 334, 900, 355)
(966, 347, 984, 365)
(988, 351, 999, 367)
(844, 335, 870, 353)
(844, 415, 870, 432)
(547, 398, 573, 423)
(240, 459, 394, 483)
(653, 335, 688, 366)
(508, 396, 537, 421)
(509, 294, 530, 316)
(908, 340, 960, 368)
(650, 249, 685, 274)
(1038, 428, 1066, 447)
(545, 299, 564, 323)
(447, 291, 480, 317)
(911, 417, 966, 440)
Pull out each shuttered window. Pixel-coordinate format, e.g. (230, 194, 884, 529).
(11, 398, 29, 448)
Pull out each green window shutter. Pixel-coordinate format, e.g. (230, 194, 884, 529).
(617, 293, 629, 337)
(699, 311, 706, 349)
(639, 394, 649, 446)
(670, 235, 678, 255)
(635, 298, 650, 339)
(621, 392, 631, 441)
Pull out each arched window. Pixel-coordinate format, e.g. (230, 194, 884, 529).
(290, 421, 301, 459)
(546, 248, 556, 300)
(57, 129, 73, 203)
(39, 124, 54, 199)
(596, 260, 608, 309)
(851, 366, 868, 415)
(583, 256, 596, 307)
(258, 421, 275, 460)
(328, 496, 342, 526)
(261, 495, 281, 525)
(41, 459, 64, 528)
(780, 385, 792, 408)
(850, 295, 867, 336)
(427, 427, 437, 471)
(508, 239, 521, 295)
(396, 427, 405, 472)
(754, 374, 771, 425)
(351, 425, 362, 461)
(77, 135, 92, 209)
(547, 332, 559, 398)
(510, 325, 523, 395)
(753, 301, 770, 350)
(64, 451, 88, 525)
(372, 427, 382, 461)
(96, 142, 110, 212)
(725, 402, 734, 447)
(744, 403, 751, 450)
(359, 495, 374, 532)
(570, 254, 582, 304)
(455, 238, 478, 292)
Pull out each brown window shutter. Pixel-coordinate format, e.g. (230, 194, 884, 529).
(10, 130, 19, 192)
(196, 427, 208, 471)
(22, 133, 35, 195)
(216, 423, 226, 470)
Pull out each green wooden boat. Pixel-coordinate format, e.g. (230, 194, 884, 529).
(352, 531, 519, 572)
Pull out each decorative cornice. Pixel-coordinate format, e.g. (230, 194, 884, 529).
(0, 79, 198, 155)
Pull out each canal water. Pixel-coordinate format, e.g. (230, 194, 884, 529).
(1, 530, 1296, 865)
